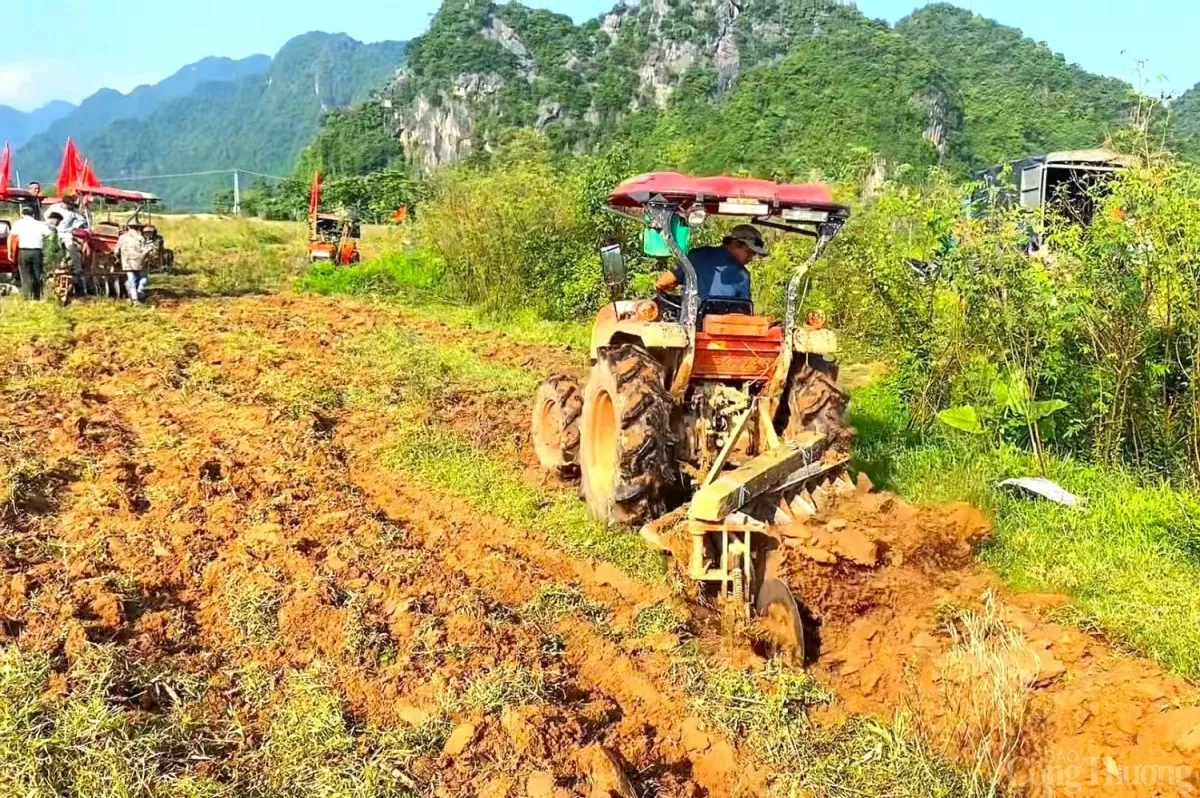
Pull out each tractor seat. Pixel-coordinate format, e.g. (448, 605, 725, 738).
(698, 297, 754, 324)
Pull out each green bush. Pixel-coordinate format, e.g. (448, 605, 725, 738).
(412, 138, 633, 319)
(297, 250, 440, 297)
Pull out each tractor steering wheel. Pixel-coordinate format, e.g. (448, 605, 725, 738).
(654, 289, 682, 323)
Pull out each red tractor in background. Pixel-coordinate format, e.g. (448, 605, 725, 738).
(306, 172, 361, 265)
(0, 188, 43, 290)
(37, 186, 174, 298)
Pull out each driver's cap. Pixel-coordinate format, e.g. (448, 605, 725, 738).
(728, 224, 768, 256)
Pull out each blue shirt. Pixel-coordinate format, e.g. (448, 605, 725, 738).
(674, 245, 751, 302)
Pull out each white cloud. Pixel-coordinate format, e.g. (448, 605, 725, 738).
(0, 63, 42, 109)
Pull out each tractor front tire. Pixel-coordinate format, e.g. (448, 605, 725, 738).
(532, 375, 583, 479)
(580, 345, 674, 526)
(783, 356, 851, 450)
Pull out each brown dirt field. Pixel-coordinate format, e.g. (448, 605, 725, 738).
(775, 488, 1200, 796)
(3, 291, 1198, 796)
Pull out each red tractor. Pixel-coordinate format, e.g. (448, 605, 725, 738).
(306, 172, 361, 265)
(308, 213, 362, 265)
(37, 186, 175, 298)
(0, 188, 42, 289)
(531, 173, 853, 658)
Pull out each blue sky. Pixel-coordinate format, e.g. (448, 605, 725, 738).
(0, 0, 1195, 111)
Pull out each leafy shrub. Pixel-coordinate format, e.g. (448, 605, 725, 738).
(839, 146, 1200, 478)
(412, 137, 633, 319)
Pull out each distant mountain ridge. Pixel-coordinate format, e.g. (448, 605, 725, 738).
(17, 34, 405, 208)
(17, 54, 271, 182)
(0, 101, 76, 150)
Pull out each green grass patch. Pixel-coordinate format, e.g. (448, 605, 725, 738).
(631, 602, 690, 638)
(0, 299, 72, 358)
(340, 327, 536, 408)
(250, 666, 419, 798)
(156, 217, 304, 297)
(851, 376, 1200, 677)
(464, 664, 549, 713)
(298, 248, 590, 350)
(297, 250, 439, 298)
(0, 645, 230, 798)
(380, 424, 664, 582)
(521, 584, 612, 626)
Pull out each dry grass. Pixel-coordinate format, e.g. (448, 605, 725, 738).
(219, 569, 284, 648)
(909, 591, 1035, 798)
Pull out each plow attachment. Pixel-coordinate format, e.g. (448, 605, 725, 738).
(642, 432, 852, 662)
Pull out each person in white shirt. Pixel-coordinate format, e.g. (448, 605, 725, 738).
(11, 207, 51, 300)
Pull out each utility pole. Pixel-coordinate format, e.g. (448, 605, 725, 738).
(233, 170, 241, 216)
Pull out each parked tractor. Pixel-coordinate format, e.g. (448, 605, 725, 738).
(40, 186, 176, 298)
(306, 172, 361, 265)
(308, 213, 362, 265)
(531, 173, 853, 659)
(0, 188, 42, 290)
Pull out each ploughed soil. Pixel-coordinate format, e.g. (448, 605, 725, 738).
(3, 292, 1198, 796)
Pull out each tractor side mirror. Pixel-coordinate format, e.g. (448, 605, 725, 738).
(600, 242, 627, 302)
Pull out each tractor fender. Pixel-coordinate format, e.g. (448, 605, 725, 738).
(590, 303, 689, 360)
(588, 302, 686, 357)
(792, 327, 838, 356)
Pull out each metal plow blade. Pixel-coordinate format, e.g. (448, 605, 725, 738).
(641, 433, 852, 664)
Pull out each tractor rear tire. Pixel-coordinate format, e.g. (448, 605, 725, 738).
(532, 375, 583, 479)
(783, 355, 851, 450)
(580, 345, 674, 526)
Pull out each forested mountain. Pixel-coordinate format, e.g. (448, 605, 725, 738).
(16, 0, 1190, 210)
(895, 4, 1136, 167)
(383, 0, 1143, 178)
(0, 101, 75, 150)
(1171, 82, 1200, 161)
(19, 34, 405, 208)
(17, 55, 271, 177)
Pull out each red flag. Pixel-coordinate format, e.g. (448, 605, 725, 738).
(308, 171, 322, 221)
(0, 143, 10, 192)
(79, 159, 100, 189)
(56, 138, 82, 196)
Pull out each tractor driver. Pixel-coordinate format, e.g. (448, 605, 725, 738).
(654, 224, 768, 306)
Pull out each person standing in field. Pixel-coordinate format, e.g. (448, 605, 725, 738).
(47, 196, 86, 278)
(11, 207, 51, 300)
(45, 212, 68, 269)
(116, 224, 152, 303)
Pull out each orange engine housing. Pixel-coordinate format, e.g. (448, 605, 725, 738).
(692, 314, 783, 381)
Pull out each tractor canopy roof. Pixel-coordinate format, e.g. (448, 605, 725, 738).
(607, 172, 849, 219)
(69, 186, 160, 204)
(0, 187, 41, 203)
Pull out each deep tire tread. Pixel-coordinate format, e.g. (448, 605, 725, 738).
(581, 345, 675, 525)
(781, 355, 852, 450)
(532, 374, 584, 479)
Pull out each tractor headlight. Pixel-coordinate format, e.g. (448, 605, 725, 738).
(634, 300, 660, 322)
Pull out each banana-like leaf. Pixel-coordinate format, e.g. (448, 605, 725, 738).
(938, 405, 986, 435)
